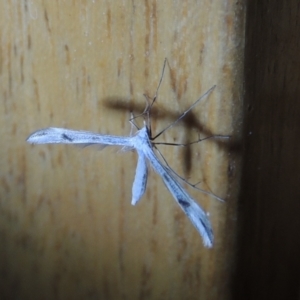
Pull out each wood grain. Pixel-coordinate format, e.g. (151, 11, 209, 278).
(0, 1, 244, 299)
(233, 1, 300, 299)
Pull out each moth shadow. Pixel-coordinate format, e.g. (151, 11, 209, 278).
(102, 96, 240, 176)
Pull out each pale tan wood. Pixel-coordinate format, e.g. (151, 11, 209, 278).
(0, 1, 245, 299)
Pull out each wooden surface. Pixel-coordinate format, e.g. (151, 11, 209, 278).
(233, 1, 300, 299)
(0, 1, 244, 300)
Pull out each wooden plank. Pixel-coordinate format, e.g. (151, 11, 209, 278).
(233, 1, 300, 299)
(0, 1, 244, 299)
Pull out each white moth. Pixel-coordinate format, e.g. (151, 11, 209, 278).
(27, 68, 222, 248)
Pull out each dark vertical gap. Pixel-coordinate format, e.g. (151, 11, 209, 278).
(233, 1, 300, 299)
